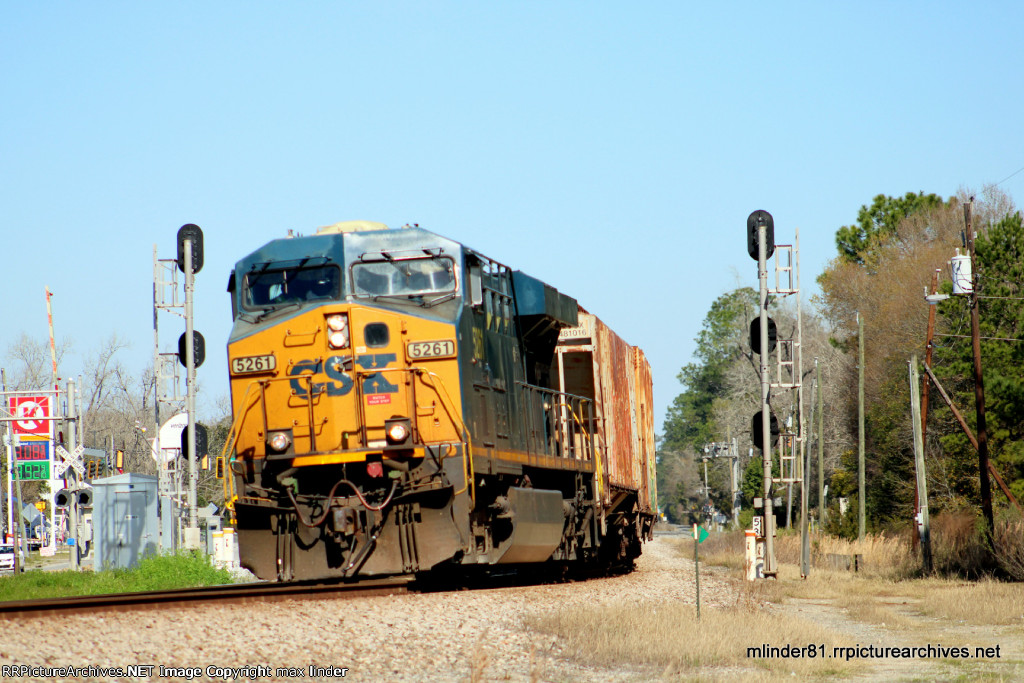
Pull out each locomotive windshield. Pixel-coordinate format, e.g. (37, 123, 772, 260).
(352, 255, 457, 306)
(243, 263, 341, 309)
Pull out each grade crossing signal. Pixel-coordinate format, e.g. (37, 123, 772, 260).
(54, 489, 72, 508)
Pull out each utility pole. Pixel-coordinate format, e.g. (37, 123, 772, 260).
(909, 356, 932, 573)
(917, 269, 940, 551)
(816, 359, 825, 527)
(965, 200, 995, 543)
(45, 287, 59, 553)
(801, 372, 813, 577)
(731, 437, 740, 527)
(858, 312, 866, 541)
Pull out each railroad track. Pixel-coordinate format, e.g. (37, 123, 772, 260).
(0, 576, 414, 619)
(0, 557, 642, 620)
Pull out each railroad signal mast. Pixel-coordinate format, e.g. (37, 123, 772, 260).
(746, 210, 805, 578)
(152, 224, 205, 551)
(700, 440, 741, 526)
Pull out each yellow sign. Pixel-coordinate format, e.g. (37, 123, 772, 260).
(34, 501, 45, 512)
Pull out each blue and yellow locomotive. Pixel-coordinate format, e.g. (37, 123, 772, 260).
(225, 221, 655, 581)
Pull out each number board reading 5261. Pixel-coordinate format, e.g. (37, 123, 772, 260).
(406, 340, 456, 360)
(231, 354, 277, 375)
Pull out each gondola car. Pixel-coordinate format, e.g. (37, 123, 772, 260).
(224, 221, 656, 581)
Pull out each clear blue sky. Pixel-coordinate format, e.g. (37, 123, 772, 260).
(3, 3, 1023, 434)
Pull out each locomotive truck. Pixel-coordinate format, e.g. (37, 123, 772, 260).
(224, 221, 656, 581)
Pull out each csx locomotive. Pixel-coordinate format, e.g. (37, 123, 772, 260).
(225, 221, 656, 581)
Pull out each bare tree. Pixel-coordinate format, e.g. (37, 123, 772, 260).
(4, 334, 71, 390)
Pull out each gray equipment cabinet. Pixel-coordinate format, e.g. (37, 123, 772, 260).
(91, 474, 159, 570)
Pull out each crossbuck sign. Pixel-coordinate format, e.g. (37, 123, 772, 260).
(54, 444, 85, 477)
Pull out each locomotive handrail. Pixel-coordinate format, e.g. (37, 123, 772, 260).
(515, 382, 597, 462)
(219, 379, 265, 513)
(411, 367, 476, 502)
(550, 398, 596, 461)
(349, 364, 477, 504)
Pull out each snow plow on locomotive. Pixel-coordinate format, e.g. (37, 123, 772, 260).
(223, 221, 656, 581)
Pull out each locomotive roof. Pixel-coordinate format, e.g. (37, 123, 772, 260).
(233, 223, 464, 273)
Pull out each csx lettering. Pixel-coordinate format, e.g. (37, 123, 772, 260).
(356, 353, 399, 394)
(289, 356, 354, 397)
(289, 353, 398, 398)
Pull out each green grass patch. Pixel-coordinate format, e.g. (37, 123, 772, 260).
(0, 552, 236, 602)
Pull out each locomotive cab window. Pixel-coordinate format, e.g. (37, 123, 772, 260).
(351, 254, 457, 306)
(364, 323, 390, 347)
(243, 264, 341, 309)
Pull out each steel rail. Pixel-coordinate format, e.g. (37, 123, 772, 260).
(0, 576, 413, 619)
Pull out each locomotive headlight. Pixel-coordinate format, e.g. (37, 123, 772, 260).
(328, 330, 350, 349)
(268, 431, 292, 452)
(384, 417, 413, 447)
(326, 314, 350, 349)
(386, 423, 409, 443)
(326, 313, 348, 331)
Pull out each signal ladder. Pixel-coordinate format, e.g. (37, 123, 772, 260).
(766, 234, 804, 485)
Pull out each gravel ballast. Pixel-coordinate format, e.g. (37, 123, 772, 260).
(0, 534, 735, 682)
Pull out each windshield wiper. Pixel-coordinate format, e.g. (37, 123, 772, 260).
(372, 294, 427, 308)
(255, 302, 301, 323)
(423, 292, 457, 308)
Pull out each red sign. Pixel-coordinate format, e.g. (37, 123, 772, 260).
(15, 439, 50, 461)
(9, 396, 51, 436)
(366, 394, 392, 405)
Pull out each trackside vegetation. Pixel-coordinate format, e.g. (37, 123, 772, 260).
(659, 188, 1024, 577)
(0, 551, 236, 602)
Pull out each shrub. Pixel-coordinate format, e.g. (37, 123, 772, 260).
(929, 512, 993, 578)
(994, 509, 1024, 581)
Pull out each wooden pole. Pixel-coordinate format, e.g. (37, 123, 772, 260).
(858, 313, 866, 541)
(909, 357, 932, 573)
(921, 364, 1022, 515)
(817, 359, 825, 527)
(965, 200, 995, 544)
(801, 372, 814, 578)
(917, 269, 940, 551)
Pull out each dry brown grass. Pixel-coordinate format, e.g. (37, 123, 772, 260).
(777, 530, 917, 579)
(995, 514, 1024, 581)
(910, 577, 1024, 627)
(525, 598, 854, 679)
(525, 534, 1022, 681)
(698, 529, 1024, 629)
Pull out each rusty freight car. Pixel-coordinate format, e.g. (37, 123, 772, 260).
(555, 311, 657, 551)
(224, 221, 656, 580)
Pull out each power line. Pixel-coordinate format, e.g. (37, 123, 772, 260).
(983, 162, 1024, 191)
(934, 333, 1023, 343)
